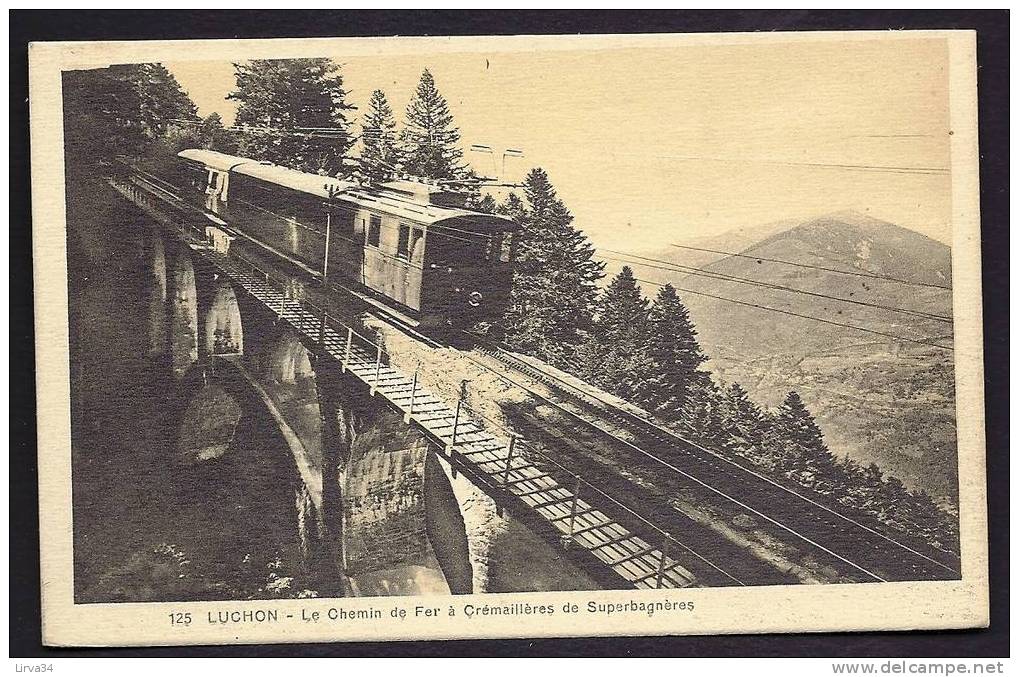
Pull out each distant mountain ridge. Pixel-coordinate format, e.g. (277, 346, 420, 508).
(606, 212, 959, 504)
(744, 210, 952, 288)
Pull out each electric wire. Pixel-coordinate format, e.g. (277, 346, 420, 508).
(600, 249, 953, 324)
(630, 276, 953, 351)
(668, 242, 953, 290)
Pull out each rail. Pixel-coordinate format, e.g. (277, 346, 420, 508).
(459, 336, 961, 581)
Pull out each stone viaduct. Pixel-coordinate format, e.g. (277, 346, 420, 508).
(132, 220, 597, 598)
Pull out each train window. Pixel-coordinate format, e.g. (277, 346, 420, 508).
(409, 227, 424, 263)
(499, 233, 514, 263)
(367, 214, 381, 248)
(487, 233, 502, 262)
(397, 223, 411, 260)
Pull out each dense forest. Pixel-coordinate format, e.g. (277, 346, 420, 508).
(62, 58, 959, 554)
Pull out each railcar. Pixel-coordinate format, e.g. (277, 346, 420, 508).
(176, 149, 518, 332)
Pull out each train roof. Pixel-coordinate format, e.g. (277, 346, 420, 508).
(177, 149, 518, 231)
(232, 161, 357, 202)
(344, 189, 518, 231)
(178, 148, 253, 173)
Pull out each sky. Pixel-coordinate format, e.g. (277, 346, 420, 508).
(166, 36, 953, 252)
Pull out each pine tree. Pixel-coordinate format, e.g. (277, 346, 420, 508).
(198, 112, 238, 154)
(229, 58, 353, 175)
(467, 193, 498, 214)
(498, 192, 528, 223)
(129, 63, 199, 138)
(359, 89, 400, 185)
(595, 267, 647, 340)
(401, 69, 464, 180)
(62, 67, 148, 169)
(674, 372, 723, 439)
(718, 383, 773, 465)
(580, 266, 654, 401)
(503, 168, 604, 368)
(637, 283, 708, 419)
(772, 391, 836, 486)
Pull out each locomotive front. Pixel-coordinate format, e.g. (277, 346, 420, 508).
(419, 214, 518, 334)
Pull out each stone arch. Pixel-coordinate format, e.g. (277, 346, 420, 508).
(173, 357, 337, 592)
(174, 358, 321, 498)
(168, 246, 198, 378)
(257, 332, 474, 595)
(203, 282, 244, 356)
(267, 332, 318, 387)
(262, 332, 324, 468)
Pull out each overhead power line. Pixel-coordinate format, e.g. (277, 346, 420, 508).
(652, 154, 950, 176)
(668, 242, 953, 291)
(630, 276, 954, 351)
(601, 249, 953, 324)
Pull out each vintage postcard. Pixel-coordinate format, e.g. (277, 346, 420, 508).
(29, 30, 988, 646)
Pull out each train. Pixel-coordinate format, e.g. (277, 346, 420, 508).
(175, 148, 519, 332)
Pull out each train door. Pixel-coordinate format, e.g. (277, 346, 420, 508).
(204, 169, 228, 215)
(395, 223, 425, 310)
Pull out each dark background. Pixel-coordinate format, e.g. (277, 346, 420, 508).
(10, 9, 1009, 658)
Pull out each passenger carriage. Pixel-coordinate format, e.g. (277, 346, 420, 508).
(176, 149, 517, 332)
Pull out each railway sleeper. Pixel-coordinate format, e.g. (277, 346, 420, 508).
(366, 370, 406, 382)
(578, 530, 631, 554)
(490, 462, 541, 477)
(513, 486, 563, 500)
(399, 399, 446, 410)
(454, 431, 497, 444)
(432, 422, 484, 435)
(568, 521, 622, 539)
(456, 445, 506, 458)
(548, 507, 600, 524)
(456, 445, 503, 460)
(502, 473, 551, 488)
(606, 545, 657, 567)
(393, 396, 444, 409)
(414, 412, 456, 424)
(526, 493, 574, 511)
(629, 561, 683, 586)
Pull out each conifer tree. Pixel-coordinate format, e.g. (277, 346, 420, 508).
(229, 58, 353, 175)
(498, 192, 528, 223)
(127, 63, 200, 139)
(594, 267, 648, 340)
(718, 383, 772, 464)
(401, 69, 464, 180)
(503, 168, 603, 367)
(637, 283, 708, 418)
(674, 372, 724, 440)
(580, 267, 655, 401)
(359, 89, 400, 185)
(772, 391, 835, 484)
(467, 193, 498, 214)
(198, 112, 238, 154)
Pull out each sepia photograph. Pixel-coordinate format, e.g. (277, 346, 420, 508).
(26, 27, 991, 647)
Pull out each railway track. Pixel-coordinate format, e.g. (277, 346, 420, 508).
(467, 339, 962, 583)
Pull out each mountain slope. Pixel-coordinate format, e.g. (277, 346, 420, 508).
(674, 212, 958, 504)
